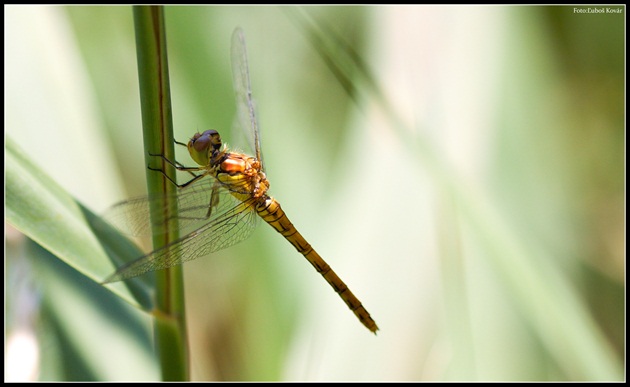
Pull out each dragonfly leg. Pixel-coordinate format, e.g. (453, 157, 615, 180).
(148, 152, 204, 173)
(148, 153, 209, 188)
(205, 180, 222, 218)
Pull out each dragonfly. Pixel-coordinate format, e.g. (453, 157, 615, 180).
(103, 28, 378, 334)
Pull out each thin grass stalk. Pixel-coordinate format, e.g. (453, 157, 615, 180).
(132, 5, 189, 381)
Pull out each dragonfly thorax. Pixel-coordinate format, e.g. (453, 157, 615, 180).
(215, 152, 269, 199)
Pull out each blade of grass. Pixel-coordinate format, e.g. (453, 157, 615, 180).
(6, 136, 153, 310)
(132, 5, 189, 381)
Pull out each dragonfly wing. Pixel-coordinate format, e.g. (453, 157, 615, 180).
(103, 191, 260, 283)
(231, 27, 264, 172)
(103, 177, 235, 238)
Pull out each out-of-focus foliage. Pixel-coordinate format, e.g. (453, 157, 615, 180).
(5, 5, 623, 381)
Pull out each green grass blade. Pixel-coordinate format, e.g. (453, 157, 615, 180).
(6, 136, 153, 310)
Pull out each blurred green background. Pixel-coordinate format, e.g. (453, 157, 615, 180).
(5, 5, 624, 381)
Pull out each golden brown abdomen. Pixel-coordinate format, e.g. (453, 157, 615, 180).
(255, 196, 379, 333)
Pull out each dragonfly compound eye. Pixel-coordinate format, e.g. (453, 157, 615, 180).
(190, 130, 223, 153)
(187, 130, 223, 166)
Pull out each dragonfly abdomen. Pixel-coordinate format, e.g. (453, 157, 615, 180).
(255, 196, 379, 333)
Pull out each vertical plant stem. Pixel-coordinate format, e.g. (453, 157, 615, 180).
(132, 5, 189, 381)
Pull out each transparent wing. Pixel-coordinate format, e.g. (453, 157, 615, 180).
(102, 179, 259, 283)
(103, 175, 259, 237)
(231, 27, 264, 172)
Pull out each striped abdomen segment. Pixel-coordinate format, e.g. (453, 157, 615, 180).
(255, 196, 379, 334)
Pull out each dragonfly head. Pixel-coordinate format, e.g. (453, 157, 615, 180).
(188, 130, 223, 166)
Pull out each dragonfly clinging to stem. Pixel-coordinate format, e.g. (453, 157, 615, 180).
(103, 28, 379, 334)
